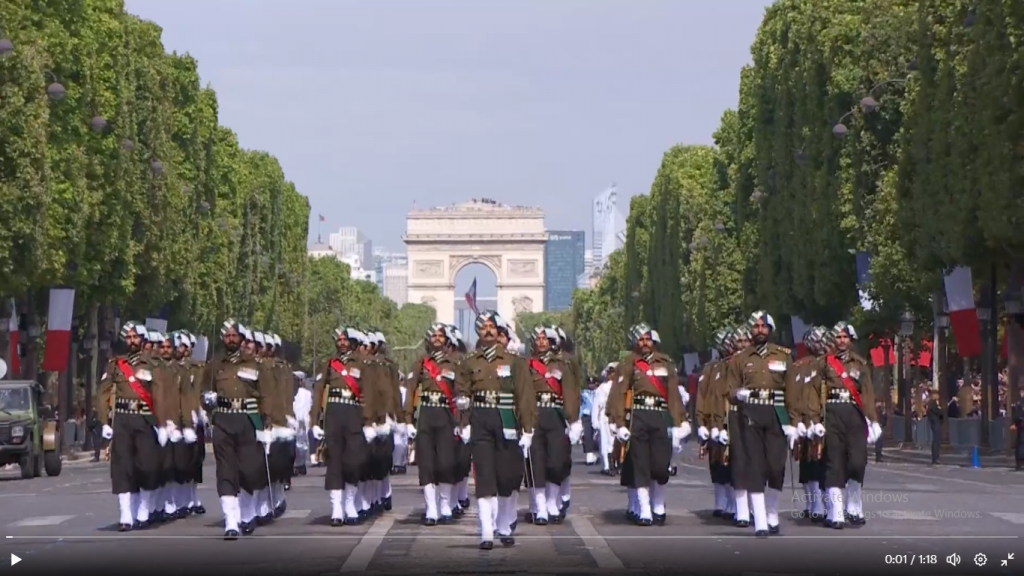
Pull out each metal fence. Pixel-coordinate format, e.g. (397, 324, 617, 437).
(887, 416, 1013, 451)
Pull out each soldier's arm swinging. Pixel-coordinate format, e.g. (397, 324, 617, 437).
(666, 363, 686, 427)
(861, 363, 877, 421)
(310, 372, 327, 427)
(96, 367, 114, 427)
(512, 357, 537, 434)
(562, 358, 582, 425)
(784, 356, 801, 425)
(606, 371, 628, 429)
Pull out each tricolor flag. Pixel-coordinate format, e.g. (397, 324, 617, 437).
(791, 316, 812, 358)
(42, 288, 75, 372)
(319, 214, 326, 222)
(943, 266, 981, 357)
(856, 251, 876, 311)
(8, 299, 19, 377)
(464, 278, 479, 315)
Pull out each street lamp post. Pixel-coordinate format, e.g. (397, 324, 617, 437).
(934, 296, 951, 442)
(899, 310, 915, 443)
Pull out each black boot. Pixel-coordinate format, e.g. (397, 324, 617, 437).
(224, 529, 239, 540)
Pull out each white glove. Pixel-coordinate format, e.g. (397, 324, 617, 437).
(102, 424, 114, 439)
(568, 420, 583, 444)
(616, 427, 630, 442)
(455, 396, 470, 410)
(735, 388, 751, 402)
(312, 425, 325, 440)
(709, 427, 720, 441)
(255, 429, 271, 444)
(363, 426, 377, 443)
(782, 425, 798, 450)
(273, 426, 296, 441)
(811, 423, 825, 437)
(384, 416, 396, 435)
(200, 410, 210, 426)
(671, 423, 691, 445)
(191, 410, 199, 427)
(796, 422, 808, 437)
(680, 388, 691, 405)
(867, 420, 882, 444)
(518, 431, 534, 458)
(406, 424, 417, 439)
(287, 415, 298, 430)
(168, 426, 183, 443)
(459, 425, 471, 444)
(718, 430, 729, 444)
(156, 426, 168, 447)
(698, 426, 710, 441)
(183, 428, 197, 443)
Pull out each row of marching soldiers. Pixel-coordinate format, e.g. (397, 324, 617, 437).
(693, 311, 882, 536)
(97, 319, 302, 539)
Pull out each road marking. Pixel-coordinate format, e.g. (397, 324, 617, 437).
(875, 511, 939, 521)
(569, 516, 624, 569)
(879, 467, 1016, 490)
(279, 509, 311, 519)
(9, 515, 76, 527)
(991, 512, 1024, 524)
(339, 516, 394, 572)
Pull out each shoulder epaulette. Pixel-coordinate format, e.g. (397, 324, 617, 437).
(777, 346, 791, 354)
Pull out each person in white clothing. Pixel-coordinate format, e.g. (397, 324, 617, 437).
(592, 363, 617, 476)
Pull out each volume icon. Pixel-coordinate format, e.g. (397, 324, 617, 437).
(946, 553, 960, 566)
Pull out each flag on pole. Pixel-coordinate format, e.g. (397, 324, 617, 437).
(319, 214, 326, 222)
(791, 316, 811, 358)
(42, 288, 75, 372)
(465, 278, 479, 315)
(943, 266, 981, 357)
(8, 299, 19, 376)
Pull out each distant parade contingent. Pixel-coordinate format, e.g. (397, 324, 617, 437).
(97, 308, 884, 544)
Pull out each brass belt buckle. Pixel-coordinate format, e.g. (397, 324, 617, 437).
(644, 397, 655, 407)
(839, 390, 850, 400)
(129, 400, 139, 410)
(342, 388, 353, 399)
(758, 389, 769, 400)
(230, 398, 243, 410)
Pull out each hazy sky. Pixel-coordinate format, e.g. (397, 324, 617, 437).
(123, 0, 772, 261)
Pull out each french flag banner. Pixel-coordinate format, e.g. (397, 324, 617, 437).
(791, 316, 811, 358)
(8, 299, 19, 376)
(943, 266, 981, 358)
(42, 288, 75, 372)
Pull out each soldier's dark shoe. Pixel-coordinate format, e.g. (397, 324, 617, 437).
(132, 521, 144, 530)
(510, 520, 518, 532)
(298, 466, 307, 475)
(534, 516, 548, 526)
(118, 523, 132, 532)
(810, 513, 824, 523)
(735, 520, 750, 528)
(224, 529, 239, 541)
(423, 517, 437, 527)
(256, 514, 272, 526)
(851, 515, 866, 526)
(151, 511, 165, 523)
(712, 509, 723, 517)
(561, 499, 570, 513)
(459, 499, 470, 510)
(331, 518, 344, 527)
(754, 530, 769, 537)
(383, 497, 393, 511)
(358, 510, 369, 522)
(452, 506, 464, 518)
(175, 509, 188, 520)
(636, 517, 653, 526)
(192, 505, 206, 515)
(241, 522, 255, 535)
(653, 513, 666, 525)
(626, 510, 636, 521)
(824, 519, 834, 528)
(669, 466, 678, 476)
(725, 512, 735, 522)
(550, 515, 562, 525)
(832, 522, 844, 530)
(499, 534, 515, 546)
(344, 518, 359, 526)
(799, 509, 809, 519)
(479, 540, 493, 550)
(439, 515, 453, 524)
(768, 524, 780, 535)
(391, 466, 400, 475)
(293, 467, 303, 476)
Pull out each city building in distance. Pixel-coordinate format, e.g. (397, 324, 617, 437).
(591, 183, 627, 272)
(544, 230, 585, 311)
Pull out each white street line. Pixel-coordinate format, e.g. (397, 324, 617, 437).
(9, 515, 76, 527)
(339, 517, 394, 572)
(569, 516, 624, 569)
(991, 512, 1024, 524)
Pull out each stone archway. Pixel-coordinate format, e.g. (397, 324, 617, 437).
(403, 200, 547, 329)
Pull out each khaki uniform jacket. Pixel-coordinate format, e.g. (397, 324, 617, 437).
(454, 346, 538, 433)
(695, 359, 728, 429)
(525, 353, 582, 424)
(375, 354, 403, 422)
(274, 357, 296, 421)
(202, 353, 274, 427)
(310, 352, 384, 427)
(96, 354, 176, 427)
(607, 351, 687, 429)
(807, 351, 877, 423)
(403, 353, 460, 425)
(789, 355, 817, 426)
(723, 344, 800, 425)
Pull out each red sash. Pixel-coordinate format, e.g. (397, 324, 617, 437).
(528, 358, 563, 397)
(115, 359, 155, 415)
(634, 359, 668, 399)
(825, 355, 864, 411)
(329, 359, 361, 401)
(421, 358, 456, 414)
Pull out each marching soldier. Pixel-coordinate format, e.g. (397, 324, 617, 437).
(151, 333, 180, 523)
(454, 310, 537, 550)
(607, 324, 690, 526)
(97, 321, 174, 531)
(447, 325, 472, 515)
(795, 327, 828, 522)
(404, 323, 461, 525)
(550, 326, 581, 517)
(806, 322, 880, 529)
(523, 326, 582, 525)
(724, 311, 800, 537)
(158, 332, 199, 520)
(261, 333, 296, 513)
(310, 327, 384, 526)
(185, 332, 208, 515)
(717, 326, 750, 525)
(371, 331, 401, 512)
(392, 369, 410, 476)
(201, 320, 280, 539)
(695, 329, 732, 517)
(293, 371, 313, 476)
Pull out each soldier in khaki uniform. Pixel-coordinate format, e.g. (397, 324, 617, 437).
(550, 325, 581, 518)
(695, 329, 732, 517)
(454, 310, 537, 550)
(794, 327, 828, 522)
(200, 320, 281, 539)
(310, 327, 384, 526)
(806, 322, 881, 529)
(369, 331, 401, 513)
(184, 332, 208, 515)
(404, 323, 461, 525)
(447, 325, 472, 515)
(607, 324, 690, 526)
(723, 311, 800, 537)
(151, 332, 196, 521)
(255, 332, 295, 517)
(168, 331, 202, 517)
(97, 321, 175, 531)
(522, 326, 582, 525)
(716, 326, 751, 525)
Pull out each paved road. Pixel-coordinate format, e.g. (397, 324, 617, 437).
(1, 445, 1022, 575)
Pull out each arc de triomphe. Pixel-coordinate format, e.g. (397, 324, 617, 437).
(403, 200, 547, 328)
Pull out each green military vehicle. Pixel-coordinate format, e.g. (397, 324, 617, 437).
(0, 380, 63, 479)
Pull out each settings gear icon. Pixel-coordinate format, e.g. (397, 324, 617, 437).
(975, 553, 987, 567)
